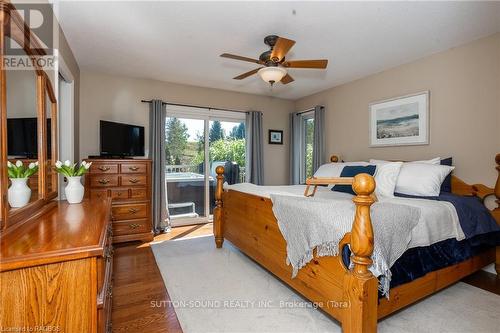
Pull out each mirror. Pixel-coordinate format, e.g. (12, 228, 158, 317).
(0, 6, 59, 231)
(5, 36, 41, 211)
(45, 78, 58, 197)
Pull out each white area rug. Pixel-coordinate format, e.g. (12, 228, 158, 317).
(151, 236, 500, 333)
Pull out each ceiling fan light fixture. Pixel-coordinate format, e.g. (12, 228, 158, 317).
(258, 67, 287, 85)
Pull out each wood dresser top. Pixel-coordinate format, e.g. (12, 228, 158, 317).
(0, 199, 111, 272)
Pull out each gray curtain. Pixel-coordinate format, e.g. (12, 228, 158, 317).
(149, 100, 170, 234)
(289, 112, 302, 185)
(245, 111, 264, 185)
(312, 105, 325, 173)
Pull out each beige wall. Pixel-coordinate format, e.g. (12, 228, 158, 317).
(79, 71, 294, 185)
(58, 28, 80, 159)
(295, 33, 500, 186)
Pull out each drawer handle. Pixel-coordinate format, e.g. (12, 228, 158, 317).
(107, 284, 113, 298)
(128, 208, 139, 214)
(107, 224, 113, 237)
(98, 166, 111, 172)
(103, 246, 114, 261)
(128, 178, 140, 184)
(98, 179, 110, 185)
(128, 166, 139, 171)
(129, 223, 140, 229)
(116, 192, 123, 196)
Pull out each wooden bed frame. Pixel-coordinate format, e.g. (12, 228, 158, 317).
(213, 154, 500, 333)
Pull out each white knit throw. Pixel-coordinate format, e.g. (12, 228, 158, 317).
(270, 194, 421, 298)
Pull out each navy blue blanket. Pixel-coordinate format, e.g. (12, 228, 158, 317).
(395, 192, 500, 242)
(384, 192, 499, 293)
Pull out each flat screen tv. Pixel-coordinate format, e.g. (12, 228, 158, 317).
(100, 120, 145, 157)
(7, 117, 51, 158)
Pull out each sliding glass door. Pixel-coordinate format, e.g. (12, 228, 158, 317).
(208, 120, 246, 214)
(165, 117, 207, 225)
(166, 106, 246, 226)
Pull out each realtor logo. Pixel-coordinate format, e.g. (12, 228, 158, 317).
(3, 1, 57, 70)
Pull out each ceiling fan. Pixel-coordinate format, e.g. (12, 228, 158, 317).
(220, 35, 328, 86)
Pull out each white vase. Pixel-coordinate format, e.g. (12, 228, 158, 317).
(8, 178, 31, 208)
(65, 176, 85, 204)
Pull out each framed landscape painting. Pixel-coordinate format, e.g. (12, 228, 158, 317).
(369, 91, 429, 147)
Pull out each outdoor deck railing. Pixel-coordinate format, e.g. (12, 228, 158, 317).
(166, 164, 246, 183)
(166, 164, 199, 173)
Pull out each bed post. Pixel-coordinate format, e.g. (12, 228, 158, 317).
(330, 155, 339, 163)
(494, 154, 500, 275)
(214, 166, 225, 248)
(342, 174, 378, 333)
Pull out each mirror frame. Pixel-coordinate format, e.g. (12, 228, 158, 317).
(43, 76, 58, 200)
(0, 2, 58, 232)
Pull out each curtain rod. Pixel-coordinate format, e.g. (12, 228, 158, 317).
(296, 107, 315, 115)
(141, 99, 249, 114)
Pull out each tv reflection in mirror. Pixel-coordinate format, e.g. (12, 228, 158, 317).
(100, 120, 145, 158)
(7, 118, 51, 159)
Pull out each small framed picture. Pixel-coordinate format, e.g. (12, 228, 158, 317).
(369, 91, 429, 147)
(268, 129, 283, 145)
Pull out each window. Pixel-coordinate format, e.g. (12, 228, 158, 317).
(297, 111, 315, 184)
(291, 107, 324, 185)
(304, 117, 314, 180)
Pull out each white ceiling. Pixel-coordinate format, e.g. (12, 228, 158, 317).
(53, 1, 500, 100)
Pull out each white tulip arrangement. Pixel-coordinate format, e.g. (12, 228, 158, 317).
(7, 160, 39, 178)
(54, 160, 92, 177)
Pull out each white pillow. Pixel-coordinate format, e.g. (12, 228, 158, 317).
(370, 161, 403, 198)
(395, 163, 454, 196)
(313, 162, 368, 178)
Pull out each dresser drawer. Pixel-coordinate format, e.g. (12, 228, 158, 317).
(130, 188, 148, 199)
(97, 292, 112, 333)
(97, 228, 113, 333)
(89, 163, 119, 174)
(112, 203, 148, 220)
(97, 273, 113, 333)
(112, 218, 151, 236)
(97, 224, 113, 297)
(91, 189, 109, 200)
(121, 174, 147, 186)
(121, 163, 147, 174)
(90, 175, 120, 188)
(111, 188, 129, 200)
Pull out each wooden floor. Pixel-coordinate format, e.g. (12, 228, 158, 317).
(111, 223, 212, 333)
(111, 222, 499, 333)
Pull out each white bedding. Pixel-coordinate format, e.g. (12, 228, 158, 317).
(224, 183, 465, 250)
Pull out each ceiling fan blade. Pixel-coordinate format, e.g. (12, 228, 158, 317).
(233, 67, 262, 80)
(220, 53, 262, 64)
(270, 37, 296, 62)
(281, 73, 294, 84)
(282, 59, 328, 69)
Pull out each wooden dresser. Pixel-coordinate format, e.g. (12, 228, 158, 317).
(0, 199, 113, 333)
(84, 159, 154, 243)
